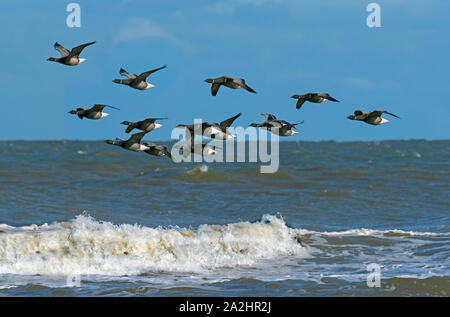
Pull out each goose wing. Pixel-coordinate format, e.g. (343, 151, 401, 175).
(119, 68, 137, 79)
(220, 113, 242, 128)
(91, 104, 120, 112)
(128, 131, 148, 144)
(381, 110, 400, 119)
(296, 99, 306, 109)
(211, 83, 221, 96)
(136, 65, 167, 81)
(68, 41, 96, 58)
(236, 79, 256, 93)
(54, 42, 70, 57)
(261, 113, 277, 122)
(317, 93, 339, 102)
(141, 117, 167, 124)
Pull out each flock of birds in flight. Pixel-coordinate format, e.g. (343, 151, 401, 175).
(48, 40, 401, 160)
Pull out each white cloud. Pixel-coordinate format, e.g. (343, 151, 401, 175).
(114, 17, 193, 52)
(115, 17, 168, 43)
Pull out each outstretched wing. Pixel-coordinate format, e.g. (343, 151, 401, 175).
(237, 79, 256, 93)
(128, 131, 148, 144)
(381, 110, 400, 119)
(54, 42, 70, 57)
(324, 95, 339, 102)
(141, 117, 167, 124)
(220, 113, 242, 128)
(119, 68, 137, 79)
(289, 121, 305, 129)
(316, 93, 339, 102)
(296, 98, 306, 109)
(211, 83, 221, 96)
(91, 104, 120, 112)
(137, 65, 167, 81)
(261, 113, 277, 122)
(68, 41, 96, 58)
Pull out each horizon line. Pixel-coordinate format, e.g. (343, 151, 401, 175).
(0, 138, 448, 143)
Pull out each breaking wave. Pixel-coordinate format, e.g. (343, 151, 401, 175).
(0, 214, 308, 276)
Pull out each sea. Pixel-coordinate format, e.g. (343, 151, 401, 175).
(0, 140, 448, 296)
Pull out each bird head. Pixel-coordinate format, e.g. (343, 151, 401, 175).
(206, 147, 217, 155)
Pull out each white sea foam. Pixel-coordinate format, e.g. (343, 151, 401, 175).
(306, 228, 450, 237)
(0, 214, 308, 276)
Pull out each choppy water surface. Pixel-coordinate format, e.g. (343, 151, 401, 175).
(0, 140, 449, 296)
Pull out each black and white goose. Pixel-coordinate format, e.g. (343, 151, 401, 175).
(121, 117, 167, 133)
(68, 104, 119, 120)
(112, 65, 167, 90)
(250, 113, 303, 136)
(174, 142, 218, 158)
(176, 113, 242, 142)
(47, 41, 96, 66)
(291, 93, 339, 109)
(190, 143, 218, 156)
(204, 76, 256, 96)
(142, 142, 172, 159)
(347, 110, 400, 125)
(105, 131, 150, 152)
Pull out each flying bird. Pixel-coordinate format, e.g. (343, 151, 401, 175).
(291, 93, 339, 109)
(176, 113, 242, 145)
(250, 113, 303, 136)
(113, 65, 167, 90)
(68, 104, 119, 120)
(204, 76, 256, 96)
(174, 142, 218, 158)
(105, 131, 150, 152)
(121, 117, 167, 133)
(142, 142, 172, 159)
(47, 41, 96, 66)
(347, 110, 400, 125)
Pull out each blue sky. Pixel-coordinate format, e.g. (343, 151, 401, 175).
(0, 0, 449, 141)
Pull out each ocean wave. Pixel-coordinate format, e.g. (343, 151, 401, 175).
(0, 214, 308, 276)
(303, 228, 450, 237)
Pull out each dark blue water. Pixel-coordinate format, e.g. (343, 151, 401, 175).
(0, 140, 449, 296)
